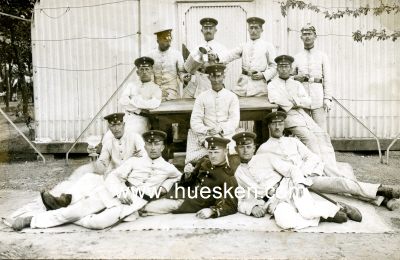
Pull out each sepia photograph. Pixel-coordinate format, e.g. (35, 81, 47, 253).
(0, 0, 399, 259)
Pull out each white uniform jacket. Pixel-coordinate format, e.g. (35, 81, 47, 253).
(190, 88, 240, 135)
(96, 131, 145, 173)
(293, 48, 332, 109)
(147, 48, 186, 100)
(105, 155, 182, 198)
(267, 77, 316, 129)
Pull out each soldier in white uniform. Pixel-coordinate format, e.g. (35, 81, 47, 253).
(12, 130, 182, 231)
(146, 29, 190, 100)
(233, 131, 352, 229)
(183, 18, 229, 98)
(293, 24, 332, 131)
(233, 122, 400, 229)
(185, 63, 240, 168)
(39, 112, 145, 211)
(119, 57, 162, 135)
(267, 55, 339, 171)
(221, 17, 277, 97)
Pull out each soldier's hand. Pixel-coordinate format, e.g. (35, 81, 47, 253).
(207, 52, 218, 63)
(184, 163, 195, 175)
(117, 189, 133, 205)
(183, 73, 191, 84)
(195, 208, 214, 219)
(323, 98, 332, 112)
(207, 128, 219, 136)
(251, 206, 266, 218)
(157, 187, 167, 198)
(251, 71, 264, 80)
(293, 75, 307, 82)
(87, 145, 97, 155)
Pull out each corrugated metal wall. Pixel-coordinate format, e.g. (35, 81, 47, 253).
(32, 0, 400, 142)
(32, 0, 140, 142)
(285, 0, 400, 139)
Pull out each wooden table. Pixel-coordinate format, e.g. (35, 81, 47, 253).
(142, 97, 278, 158)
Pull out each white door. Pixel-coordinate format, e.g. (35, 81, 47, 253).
(177, 3, 249, 90)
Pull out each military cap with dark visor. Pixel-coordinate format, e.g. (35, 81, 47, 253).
(205, 63, 226, 75)
(232, 132, 257, 145)
(206, 136, 230, 150)
(200, 17, 218, 27)
(142, 130, 167, 143)
(246, 17, 265, 25)
(265, 111, 287, 124)
(274, 55, 294, 65)
(134, 56, 154, 68)
(104, 112, 125, 125)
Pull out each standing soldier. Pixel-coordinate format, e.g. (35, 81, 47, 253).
(293, 24, 332, 131)
(183, 18, 229, 98)
(146, 29, 190, 101)
(119, 56, 162, 134)
(222, 17, 277, 97)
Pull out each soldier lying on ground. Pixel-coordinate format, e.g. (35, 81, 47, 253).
(141, 136, 238, 219)
(11, 130, 181, 231)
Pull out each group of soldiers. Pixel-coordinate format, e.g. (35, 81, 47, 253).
(9, 17, 400, 231)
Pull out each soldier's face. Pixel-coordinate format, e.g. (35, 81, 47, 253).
(201, 26, 217, 41)
(145, 140, 165, 159)
(235, 143, 256, 163)
(277, 63, 292, 79)
(268, 121, 285, 138)
(157, 38, 171, 51)
(137, 66, 153, 82)
(248, 24, 263, 40)
(108, 122, 125, 139)
(301, 31, 316, 46)
(209, 73, 224, 91)
(208, 148, 227, 166)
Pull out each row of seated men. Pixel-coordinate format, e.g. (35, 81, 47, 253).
(10, 110, 400, 231)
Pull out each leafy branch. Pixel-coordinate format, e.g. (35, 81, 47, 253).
(353, 29, 400, 42)
(279, 0, 400, 18)
(279, 0, 400, 41)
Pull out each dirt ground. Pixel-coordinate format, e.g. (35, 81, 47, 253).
(1, 105, 400, 259)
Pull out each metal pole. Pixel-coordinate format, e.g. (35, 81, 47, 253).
(386, 132, 400, 164)
(65, 67, 136, 164)
(0, 107, 46, 163)
(332, 97, 383, 163)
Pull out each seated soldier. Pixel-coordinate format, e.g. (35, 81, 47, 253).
(233, 114, 400, 229)
(40, 112, 145, 210)
(185, 63, 240, 169)
(266, 55, 339, 174)
(233, 131, 354, 229)
(141, 136, 238, 219)
(119, 56, 162, 135)
(11, 130, 182, 231)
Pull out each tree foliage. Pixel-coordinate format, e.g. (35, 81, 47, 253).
(279, 0, 400, 42)
(0, 0, 35, 113)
